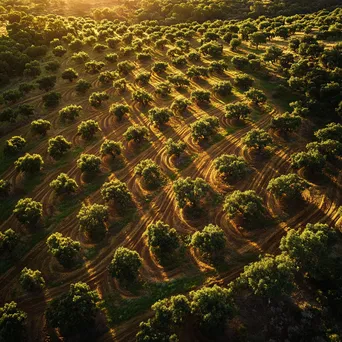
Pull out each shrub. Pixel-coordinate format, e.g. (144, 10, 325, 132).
(109, 247, 142, 281)
(146, 221, 179, 256)
(190, 90, 211, 104)
(13, 198, 43, 225)
(76, 154, 101, 174)
(124, 125, 149, 143)
(171, 96, 191, 114)
(134, 159, 163, 188)
(59, 105, 82, 122)
(270, 113, 302, 133)
(148, 107, 172, 126)
(77, 120, 101, 140)
(191, 224, 226, 257)
(132, 89, 153, 106)
(190, 115, 219, 141)
(47, 232, 81, 267)
(243, 129, 272, 150)
(225, 102, 251, 120)
(214, 154, 248, 180)
(47, 136, 72, 159)
(89, 91, 109, 107)
(77, 203, 108, 237)
(224, 190, 265, 223)
(173, 177, 209, 209)
(31, 119, 51, 136)
(14, 153, 44, 174)
(267, 173, 309, 199)
(212, 81, 232, 96)
(0, 302, 27, 341)
(20, 267, 45, 291)
(75, 79, 91, 94)
(61, 68, 78, 82)
(50, 173, 78, 195)
(0, 229, 19, 254)
(42, 92, 61, 107)
(235, 73, 254, 89)
(0, 179, 11, 197)
(165, 138, 186, 158)
(4, 136, 26, 155)
(100, 140, 123, 158)
(101, 180, 132, 208)
(245, 88, 267, 105)
(109, 103, 129, 121)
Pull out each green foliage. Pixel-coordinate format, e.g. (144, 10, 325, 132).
(148, 107, 172, 126)
(109, 103, 129, 121)
(46, 282, 99, 336)
(100, 139, 123, 158)
(85, 60, 105, 74)
(171, 96, 191, 114)
(20, 267, 45, 291)
(117, 60, 135, 75)
(135, 159, 163, 188)
(50, 173, 78, 196)
(4, 136, 26, 155)
(267, 173, 309, 199)
(155, 82, 172, 97)
(191, 224, 226, 256)
(212, 81, 232, 96)
(53, 45, 67, 57)
(0, 301, 27, 341)
(314, 123, 342, 142)
(235, 73, 254, 89)
(223, 190, 264, 222)
(14, 153, 44, 174)
(36, 75, 56, 91)
(190, 90, 211, 104)
(0, 229, 19, 254)
(209, 60, 228, 74)
(280, 223, 335, 280)
(306, 139, 342, 159)
(0, 179, 11, 197)
(249, 32, 267, 48)
(124, 125, 149, 143)
(245, 88, 267, 105)
(89, 91, 109, 107)
(77, 120, 101, 140)
(165, 138, 186, 158)
(76, 154, 101, 174)
(75, 79, 91, 93)
(152, 61, 168, 74)
(225, 102, 251, 120)
(42, 91, 61, 107)
(47, 135, 72, 159)
(239, 254, 296, 298)
(200, 41, 223, 57)
(146, 220, 179, 255)
(213, 154, 248, 180)
(113, 78, 127, 93)
(230, 38, 241, 51)
(101, 179, 133, 208)
(190, 285, 233, 334)
(291, 150, 326, 172)
(104, 53, 118, 63)
(132, 89, 153, 106)
(243, 129, 272, 150)
(167, 74, 190, 88)
(30, 119, 51, 136)
(13, 198, 43, 225)
(190, 115, 219, 141)
(59, 104, 82, 122)
(263, 45, 283, 63)
(71, 51, 89, 64)
(135, 71, 151, 85)
(173, 177, 209, 208)
(77, 203, 108, 237)
(270, 113, 302, 133)
(98, 71, 116, 84)
(47, 232, 81, 267)
(109, 247, 142, 281)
